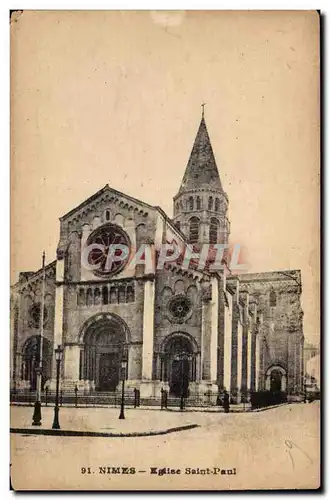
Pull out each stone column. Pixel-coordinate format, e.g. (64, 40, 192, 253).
(255, 332, 261, 391)
(140, 278, 155, 398)
(63, 344, 80, 383)
(223, 289, 233, 392)
(237, 321, 243, 396)
(247, 321, 252, 391)
(201, 298, 207, 380)
(210, 276, 219, 384)
(51, 256, 65, 389)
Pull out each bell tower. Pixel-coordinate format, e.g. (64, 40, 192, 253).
(173, 108, 230, 245)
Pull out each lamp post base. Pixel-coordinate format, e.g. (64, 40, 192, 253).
(32, 401, 42, 426)
(118, 407, 125, 420)
(52, 405, 61, 430)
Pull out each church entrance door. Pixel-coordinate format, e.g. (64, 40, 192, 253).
(98, 353, 120, 391)
(81, 313, 129, 392)
(162, 333, 197, 398)
(170, 358, 190, 397)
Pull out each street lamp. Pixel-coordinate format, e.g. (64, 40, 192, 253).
(32, 252, 46, 426)
(52, 345, 64, 430)
(119, 346, 128, 420)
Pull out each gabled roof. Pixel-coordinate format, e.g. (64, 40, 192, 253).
(179, 116, 223, 193)
(60, 184, 155, 220)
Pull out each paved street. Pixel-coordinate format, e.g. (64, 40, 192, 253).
(10, 405, 198, 435)
(11, 402, 320, 491)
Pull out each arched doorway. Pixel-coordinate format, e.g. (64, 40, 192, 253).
(161, 333, 197, 397)
(21, 336, 53, 390)
(265, 365, 287, 392)
(80, 313, 129, 392)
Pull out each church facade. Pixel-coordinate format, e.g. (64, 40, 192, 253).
(10, 115, 304, 402)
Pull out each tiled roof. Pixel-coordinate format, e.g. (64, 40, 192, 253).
(179, 117, 223, 192)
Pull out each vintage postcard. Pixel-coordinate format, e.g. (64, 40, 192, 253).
(10, 10, 320, 491)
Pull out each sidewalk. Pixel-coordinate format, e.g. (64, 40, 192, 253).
(10, 405, 199, 437)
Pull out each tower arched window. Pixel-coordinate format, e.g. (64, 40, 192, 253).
(105, 210, 110, 221)
(188, 196, 194, 211)
(176, 202, 179, 213)
(215, 198, 220, 212)
(196, 196, 201, 210)
(270, 290, 277, 307)
(210, 217, 219, 244)
(208, 196, 213, 211)
(189, 217, 200, 243)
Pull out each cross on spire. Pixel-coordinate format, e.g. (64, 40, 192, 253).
(201, 102, 206, 118)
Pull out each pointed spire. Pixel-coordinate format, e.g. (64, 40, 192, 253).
(179, 112, 223, 193)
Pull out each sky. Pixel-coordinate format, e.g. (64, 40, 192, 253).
(10, 10, 320, 344)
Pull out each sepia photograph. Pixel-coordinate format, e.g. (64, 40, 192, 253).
(10, 10, 320, 491)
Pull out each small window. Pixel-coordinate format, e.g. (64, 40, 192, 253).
(86, 288, 93, 306)
(78, 288, 85, 306)
(270, 290, 277, 307)
(94, 288, 101, 305)
(215, 198, 220, 212)
(188, 196, 194, 211)
(189, 217, 200, 243)
(126, 285, 135, 303)
(105, 210, 110, 221)
(102, 286, 108, 305)
(110, 287, 118, 304)
(208, 196, 213, 211)
(196, 196, 201, 210)
(174, 221, 181, 231)
(118, 286, 126, 303)
(210, 217, 219, 244)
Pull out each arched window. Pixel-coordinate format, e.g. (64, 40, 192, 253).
(215, 198, 220, 212)
(189, 217, 200, 243)
(110, 287, 118, 304)
(196, 196, 201, 210)
(94, 288, 101, 305)
(210, 217, 219, 244)
(105, 210, 111, 221)
(270, 290, 277, 307)
(188, 196, 194, 211)
(86, 288, 93, 306)
(102, 286, 108, 305)
(78, 288, 85, 306)
(208, 196, 213, 211)
(126, 285, 135, 303)
(118, 286, 126, 303)
(176, 202, 179, 213)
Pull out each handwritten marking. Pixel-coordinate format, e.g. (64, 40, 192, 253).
(285, 439, 313, 470)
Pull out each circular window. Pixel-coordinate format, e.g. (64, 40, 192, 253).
(86, 223, 130, 277)
(29, 303, 48, 329)
(167, 294, 193, 323)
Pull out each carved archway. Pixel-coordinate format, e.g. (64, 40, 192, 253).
(265, 365, 287, 392)
(21, 336, 53, 390)
(160, 332, 199, 397)
(79, 313, 130, 391)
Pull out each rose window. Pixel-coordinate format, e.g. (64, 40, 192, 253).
(167, 295, 192, 323)
(86, 224, 130, 277)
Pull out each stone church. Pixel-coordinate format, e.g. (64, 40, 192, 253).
(10, 114, 304, 402)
